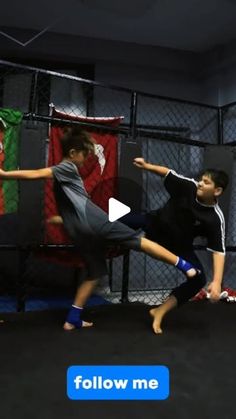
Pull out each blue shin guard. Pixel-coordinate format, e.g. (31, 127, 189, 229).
(66, 305, 83, 328)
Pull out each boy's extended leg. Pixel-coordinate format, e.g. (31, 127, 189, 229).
(140, 238, 198, 278)
(120, 215, 198, 277)
(106, 216, 198, 277)
(63, 278, 98, 331)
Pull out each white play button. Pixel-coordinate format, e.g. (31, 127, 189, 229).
(108, 198, 131, 222)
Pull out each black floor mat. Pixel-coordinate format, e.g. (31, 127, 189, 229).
(0, 301, 236, 419)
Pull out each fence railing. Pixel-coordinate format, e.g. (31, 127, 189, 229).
(0, 59, 235, 310)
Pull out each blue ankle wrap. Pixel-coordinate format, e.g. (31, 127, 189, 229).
(176, 257, 196, 274)
(66, 306, 83, 328)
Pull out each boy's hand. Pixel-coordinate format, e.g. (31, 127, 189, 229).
(133, 157, 148, 169)
(207, 281, 221, 302)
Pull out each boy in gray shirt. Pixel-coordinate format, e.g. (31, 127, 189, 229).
(0, 127, 200, 332)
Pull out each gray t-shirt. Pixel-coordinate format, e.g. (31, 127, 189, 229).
(51, 160, 141, 248)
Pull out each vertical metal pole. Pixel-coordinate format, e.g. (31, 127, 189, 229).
(108, 258, 113, 291)
(121, 250, 130, 303)
(129, 92, 138, 140)
(29, 71, 39, 116)
(218, 107, 224, 145)
(17, 249, 30, 312)
(0, 76, 4, 108)
(120, 91, 139, 303)
(85, 85, 94, 117)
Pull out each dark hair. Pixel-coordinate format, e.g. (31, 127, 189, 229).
(201, 168, 229, 191)
(60, 126, 95, 157)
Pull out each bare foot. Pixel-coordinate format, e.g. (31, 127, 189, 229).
(186, 268, 197, 278)
(149, 308, 163, 334)
(63, 320, 93, 331)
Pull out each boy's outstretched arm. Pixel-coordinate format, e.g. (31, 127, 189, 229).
(0, 167, 53, 179)
(133, 157, 169, 177)
(207, 252, 225, 302)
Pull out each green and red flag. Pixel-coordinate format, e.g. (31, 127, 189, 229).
(0, 108, 23, 215)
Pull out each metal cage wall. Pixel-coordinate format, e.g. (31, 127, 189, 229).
(0, 59, 235, 310)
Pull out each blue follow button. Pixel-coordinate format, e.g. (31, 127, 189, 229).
(67, 365, 169, 400)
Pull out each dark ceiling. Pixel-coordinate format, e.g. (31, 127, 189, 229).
(1, 0, 236, 52)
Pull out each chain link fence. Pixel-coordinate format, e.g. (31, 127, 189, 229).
(218, 103, 236, 292)
(0, 60, 235, 309)
(137, 93, 219, 144)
